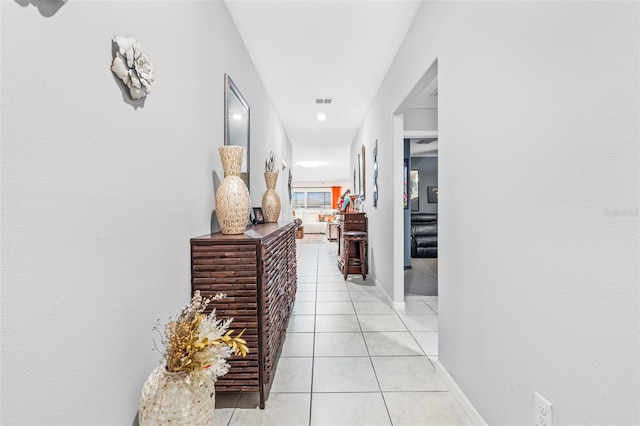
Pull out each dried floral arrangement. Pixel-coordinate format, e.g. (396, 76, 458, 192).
(154, 290, 248, 382)
(265, 151, 277, 173)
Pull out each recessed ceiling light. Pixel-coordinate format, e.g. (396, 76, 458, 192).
(317, 113, 327, 122)
(296, 160, 323, 168)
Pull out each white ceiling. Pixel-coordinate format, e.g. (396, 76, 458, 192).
(225, 0, 423, 184)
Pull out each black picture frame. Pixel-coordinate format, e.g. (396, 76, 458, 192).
(252, 207, 265, 224)
(427, 186, 439, 203)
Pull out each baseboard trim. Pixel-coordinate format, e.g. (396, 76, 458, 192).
(432, 360, 487, 425)
(372, 275, 406, 310)
(392, 300, 407, 310)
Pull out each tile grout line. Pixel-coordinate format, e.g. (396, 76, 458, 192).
(351, 277, 396, 426)
(307, 248, 319, 426)
(296, 240, 441, 424)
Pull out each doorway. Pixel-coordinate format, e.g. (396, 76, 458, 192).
(396, 61, 438, 299)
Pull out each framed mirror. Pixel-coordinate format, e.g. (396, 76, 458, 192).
(224, 74, 250, 190)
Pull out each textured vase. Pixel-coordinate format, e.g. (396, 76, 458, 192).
(138, 366, 215, 426)
(216, 146, 250, 234)
(261, 172, 281, 223)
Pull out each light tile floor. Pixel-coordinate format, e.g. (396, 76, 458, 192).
(214, 238, 473, 426)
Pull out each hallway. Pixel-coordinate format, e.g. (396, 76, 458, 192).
(213, 238, 472, 425)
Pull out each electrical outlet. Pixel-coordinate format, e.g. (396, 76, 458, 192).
(534, 392, 553, 426)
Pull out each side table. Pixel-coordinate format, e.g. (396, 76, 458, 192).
(327, 222, 339, 241)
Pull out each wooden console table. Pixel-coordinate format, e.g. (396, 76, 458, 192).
(337, 212, 368, 276)
(190, 221, 297, 408)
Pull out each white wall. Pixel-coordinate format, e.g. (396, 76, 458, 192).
(404, 108, 437, 131)
(353, 1, 639, 424)
(351, 83, 401, 301)
(0, 1, 291, 423)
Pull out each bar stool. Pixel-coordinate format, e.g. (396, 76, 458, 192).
(342, 230, 367, 280)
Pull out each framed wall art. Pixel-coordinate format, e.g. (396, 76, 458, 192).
(403, 159, 408, 209)
(427, 186, 439, 203)
(358, 144, 366, 199)
(373, 139, 378, 207)
(353, 167, 357, 195)
(411, 170, 419, 211)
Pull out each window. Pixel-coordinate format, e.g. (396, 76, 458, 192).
(292, 192, 306, 209)
(306, 192, 331, 209)
(291, 188, 332, 210)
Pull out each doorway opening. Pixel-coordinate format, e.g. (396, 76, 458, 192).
(396, 61, 438, 299)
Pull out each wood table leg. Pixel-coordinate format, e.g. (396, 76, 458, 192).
(359, 238, 367, 280)
(343, 239, 350, 280)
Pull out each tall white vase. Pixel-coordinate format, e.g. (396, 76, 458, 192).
(261, 172, 281, 223)
(216, 146, 250, 234)
(138, 366, 215, 426)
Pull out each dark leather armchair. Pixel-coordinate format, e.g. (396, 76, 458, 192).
(410, 213, 437, 258)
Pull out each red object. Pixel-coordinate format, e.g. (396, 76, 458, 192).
(331, 186, 342, 209)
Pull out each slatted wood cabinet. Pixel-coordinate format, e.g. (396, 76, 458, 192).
(190, 221, 297, 408)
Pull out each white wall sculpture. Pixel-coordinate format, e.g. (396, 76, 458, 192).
(110, 36, 154, 100)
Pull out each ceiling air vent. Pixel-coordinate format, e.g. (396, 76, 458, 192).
(315, 98, 333, 104)
(416, 138, 438, 144)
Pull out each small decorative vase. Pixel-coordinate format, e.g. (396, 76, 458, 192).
(261, 172, 281, 223)
(138, 366, 215, 426)
(216, 146, 250, 234)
